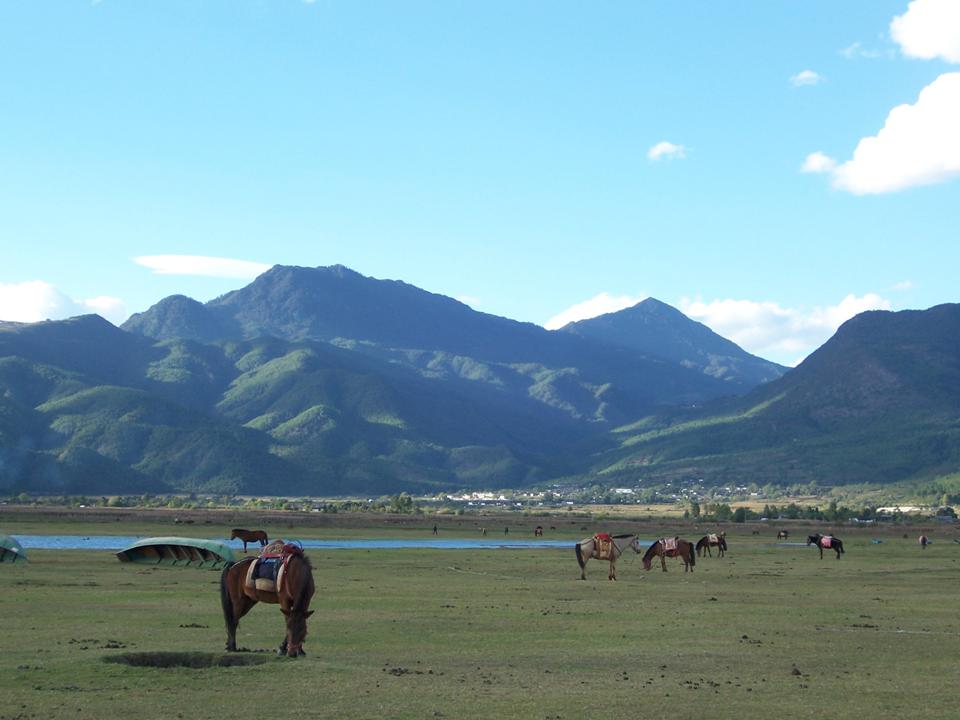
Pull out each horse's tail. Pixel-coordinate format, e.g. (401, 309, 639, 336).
(575, 542, 585, 570)
(220, 561, 237, 632)
(839, 540, 845, 554)
(688, 542, 696, 567)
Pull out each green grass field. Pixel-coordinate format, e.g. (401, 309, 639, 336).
(2, 520, 959, 720)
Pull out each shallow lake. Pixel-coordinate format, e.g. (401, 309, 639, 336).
(14, 535, 589, 551)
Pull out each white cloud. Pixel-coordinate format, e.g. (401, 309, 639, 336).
(790, 70, 822, 87)
(679, 293, 892, 365)
(801, 151, 837, 174)
(892, 280, 914, 291)
(134, 255, 271, 279)
(808, 73, 960, 194)
(891, 0, 960, 63)
(0, 281, 126, 325)
(543, 293, 645, 330)
(456, 295, 481, 308)
(647, 141, 687, 161)
(840, 41, 885, 60)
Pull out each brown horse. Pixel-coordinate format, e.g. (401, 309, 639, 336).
(231, 528, 269, 552)
(919, 535, 929, 549)
(220, 545, 315, 657)
(777, 530, 789, 540)
(642, 537, 696, 572)
(695, 532, 727, 558)
(575, 533, 643, 580)
(807, 533, 844, 559)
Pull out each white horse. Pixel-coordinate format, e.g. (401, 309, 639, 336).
(575, 533, 643, 580)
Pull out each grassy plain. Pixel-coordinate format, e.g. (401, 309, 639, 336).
(2, 515, 959, 720)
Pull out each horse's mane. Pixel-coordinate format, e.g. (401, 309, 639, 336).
(612, 533, 636, 539)
(288, 552, 313, 612)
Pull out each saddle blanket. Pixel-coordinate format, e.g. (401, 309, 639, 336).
(246, 539, 304, 592)
(821, 536, 833, 548)
(662, 537, 678, 552)
(594, 534, 614, 560)
(707, 534, 719, 544)
(245, 555, 282, 592)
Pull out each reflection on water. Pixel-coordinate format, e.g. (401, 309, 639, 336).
(15, 535, 586, 551)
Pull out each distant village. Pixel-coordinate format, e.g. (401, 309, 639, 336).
(6, 476, 957, 524)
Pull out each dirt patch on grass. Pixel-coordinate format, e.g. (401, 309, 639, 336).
(104, 652, 268, 668)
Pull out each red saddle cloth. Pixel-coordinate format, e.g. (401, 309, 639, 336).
(595, 533, 612, 542)
(821, 536, 833, 548)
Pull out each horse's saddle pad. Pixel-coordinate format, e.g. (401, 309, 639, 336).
(821, 536, 833, 548)
(245, 555, 282, 592)
(708, 534, 719, 543)
(594, 535, 614, 560)
(662, 537, 678, 552)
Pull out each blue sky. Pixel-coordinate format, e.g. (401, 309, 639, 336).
(1, 1, 958, 365)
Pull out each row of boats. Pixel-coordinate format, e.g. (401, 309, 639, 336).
(0, 534, 235, 568)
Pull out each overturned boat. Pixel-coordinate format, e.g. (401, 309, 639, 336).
(0, 534, 28, 563)
(116, 537, 235, 569)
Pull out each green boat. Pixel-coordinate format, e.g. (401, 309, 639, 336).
(116, 537, 235, 569)
(0, 534, 28, 563)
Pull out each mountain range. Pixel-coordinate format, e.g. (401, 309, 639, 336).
(2, 264, 957, 496)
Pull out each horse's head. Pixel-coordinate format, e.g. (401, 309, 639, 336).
(641, 541, 658, 570)
(281, 608, 315, 657)
(806, 534, 818, 546)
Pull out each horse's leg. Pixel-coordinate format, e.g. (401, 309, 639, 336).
(222, 566, 256, 652)
(609, 559, 615, 581)
(660, 554, 667, 572)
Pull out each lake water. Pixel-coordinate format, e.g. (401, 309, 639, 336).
(13, 535, 584, 551)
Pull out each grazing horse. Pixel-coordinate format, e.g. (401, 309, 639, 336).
(695, 532, 727, 558)
(230, 528, 269, 552)
(919, 535, 929, 549)
(534, 526, 544, 537)
(807, 533, 844, 559)
(575, 533, 643, 580)
(777, 530, 789, 540)
(642, 537, 696, 572)
(220, 543, 315, 657)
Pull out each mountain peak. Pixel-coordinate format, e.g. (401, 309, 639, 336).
(560, 298, 784, 387)
(123, 294, 228, 342)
